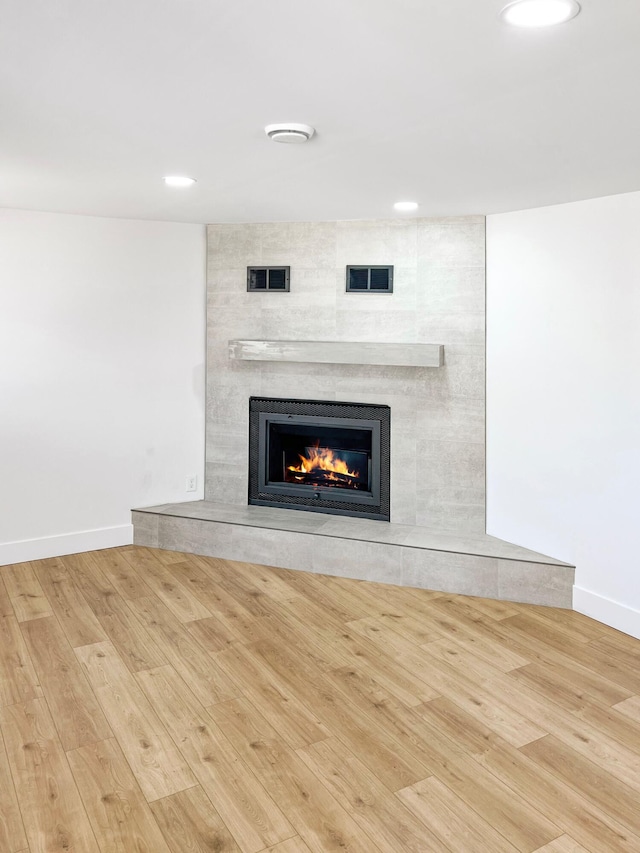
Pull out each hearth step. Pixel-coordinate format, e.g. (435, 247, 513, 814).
(132, 501, 575, 609)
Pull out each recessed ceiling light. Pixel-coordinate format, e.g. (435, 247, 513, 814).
(162, 175, 196, 188)
(499, 0, 581, 27)
(394, 201, 419, 212)
(265, 123, 315, 144)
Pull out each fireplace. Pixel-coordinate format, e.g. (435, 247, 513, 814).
(248, 397, 390, 521)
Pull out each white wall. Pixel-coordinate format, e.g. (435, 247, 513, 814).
(486, 191, 640, 638)
(0, 209, 206, 564)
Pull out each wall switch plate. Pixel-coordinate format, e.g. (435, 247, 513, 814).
(186, 475, 197, 492)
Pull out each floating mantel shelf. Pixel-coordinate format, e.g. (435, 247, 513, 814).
(228, 339, 444, 368)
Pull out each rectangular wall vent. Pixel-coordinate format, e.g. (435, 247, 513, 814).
(346, 265, 393, 293)
(247, 266, 290, 292)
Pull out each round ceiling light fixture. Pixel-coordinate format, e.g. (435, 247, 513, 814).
(265, 123, 316, 144)
(162, 175, 196, 187)
(394, 201, 419, 212)
(499, 0, 581, 27)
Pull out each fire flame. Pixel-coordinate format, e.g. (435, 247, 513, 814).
(287, 445, 358, 479)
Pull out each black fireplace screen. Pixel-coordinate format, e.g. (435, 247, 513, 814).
(248, 397, 390, 521)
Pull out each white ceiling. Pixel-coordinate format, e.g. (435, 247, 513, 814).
(2, 0, 640, 223)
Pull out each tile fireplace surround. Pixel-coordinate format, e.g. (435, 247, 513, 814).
(133, 217, 575, 607)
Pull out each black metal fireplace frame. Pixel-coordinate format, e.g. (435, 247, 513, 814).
(248, 397, 390, 521)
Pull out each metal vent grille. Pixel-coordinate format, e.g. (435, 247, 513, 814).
(346, 265, 393, 293)
(247, 266, 290, 292)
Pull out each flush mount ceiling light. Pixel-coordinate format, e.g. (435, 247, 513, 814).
(394, 201, 419, 212)
(162, 175, 196, 187)
(265, 123, 315, 144)
(499, 0, 581, 27)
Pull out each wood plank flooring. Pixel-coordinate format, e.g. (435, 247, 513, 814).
(1, 546, 639, 853)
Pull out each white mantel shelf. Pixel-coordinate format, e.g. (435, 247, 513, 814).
(228, 339, 444, 368)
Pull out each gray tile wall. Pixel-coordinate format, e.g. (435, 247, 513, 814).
(206, 216, 485, 532)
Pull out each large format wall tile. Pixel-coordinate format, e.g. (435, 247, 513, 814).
(416, 267, 485, 314)
(207, 224, 262, 269)
(206, 382, 258, 425)
(418, 312, 485, 346)
(132, 511, 159, 547)
(261, 221, 337, 269)
(205, 461, 248, 505)
(415, 491, 486, 534)
(416, 439, 485, 485)
(419, 344, 485, 401)
(498, 560, 573, 607)
(311, 536, 404, 584)
(261, 306, 337, 340)
(336, 309, 418, 343)
(417, 396, 484, 444)
(157, 516, 233, 556)
(205, 425, 247, 467)
(416, 217, 485, 269)
(227, 525, 314, 570)
(402, 547, 499, 598)
(336, 219, 418, 268)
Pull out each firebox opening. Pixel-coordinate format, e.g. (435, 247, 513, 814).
(268, 422, 373, 493)
(249, 397, 390, 521)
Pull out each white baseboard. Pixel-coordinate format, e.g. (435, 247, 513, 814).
(573, 585, 640, 640)
(0, 525, 133, 566)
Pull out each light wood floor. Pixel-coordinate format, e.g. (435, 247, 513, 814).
(1, 547, 639, 852)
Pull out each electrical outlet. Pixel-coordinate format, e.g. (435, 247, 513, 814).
(186, 475, 197, 492)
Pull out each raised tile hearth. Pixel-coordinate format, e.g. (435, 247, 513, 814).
(132, 501, 574, 608)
